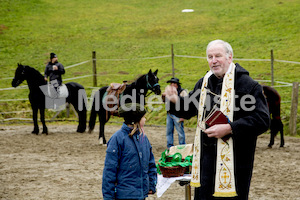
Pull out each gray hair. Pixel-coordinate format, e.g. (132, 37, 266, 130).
(206, 39, 233, 59)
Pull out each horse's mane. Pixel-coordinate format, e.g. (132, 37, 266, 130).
(22, 65, 46, 86)
(124, 74, 146, 90)
(25, 65, 44, 77)
(133, 74, 146, 85)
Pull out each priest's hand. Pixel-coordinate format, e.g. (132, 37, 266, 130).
(204, 124, 232, 138)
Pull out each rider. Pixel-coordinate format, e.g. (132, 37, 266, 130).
(44, 52, 65, 86)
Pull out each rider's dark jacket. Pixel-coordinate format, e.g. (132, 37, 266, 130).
(44, 61, 65, 85)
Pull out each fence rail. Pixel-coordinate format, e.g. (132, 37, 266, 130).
(1, 50, 299, 134)
(1, 52, 300, 81)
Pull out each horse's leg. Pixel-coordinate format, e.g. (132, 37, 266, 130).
(268, 131, 275, 148)
(88, 107, 97, 133)
(268, 119, 275, 148)
(40, 108, 48, 134)
(99, 121, 105, 145)
(279, 120, 284, 147)
(280, 129, 284, 147)
(99, 112, 109, 145)
(32, 107, 39, 134)
(89, 89, 102, 133)
(77, 109, 87, 133)
(71, 101, 87, 133)
(67, 95, 86, 133)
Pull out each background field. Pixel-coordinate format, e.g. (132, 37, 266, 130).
(0, 0, 299, 134)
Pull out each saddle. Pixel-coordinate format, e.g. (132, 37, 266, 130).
(105, 81, 127, 117)
(40, 83, 69, 99)
(39, 83, 69, 111)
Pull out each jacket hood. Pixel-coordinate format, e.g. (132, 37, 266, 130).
(121, 123, 133, 132)
(234, 63, 258, 94)
(235, 63, 249, 77)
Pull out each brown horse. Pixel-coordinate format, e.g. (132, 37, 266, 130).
(262, 85, 284, 147)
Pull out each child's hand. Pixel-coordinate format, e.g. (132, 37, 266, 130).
(148, 190, 154, 194)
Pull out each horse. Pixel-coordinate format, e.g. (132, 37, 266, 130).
(262, 85, 284, 148)
(11, 63, 87, 134)
(88, 69, 161, 144)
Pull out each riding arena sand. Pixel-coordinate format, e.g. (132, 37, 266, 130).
(1, 123, 300, 200)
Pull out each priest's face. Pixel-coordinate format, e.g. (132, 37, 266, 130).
(207, 43, 232, 79)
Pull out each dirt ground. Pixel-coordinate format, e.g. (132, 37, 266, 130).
(1, 123, 300, 200)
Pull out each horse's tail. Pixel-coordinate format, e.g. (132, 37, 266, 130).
(88, 90, 99, 133)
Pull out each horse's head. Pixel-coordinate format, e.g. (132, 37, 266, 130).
(12, 63, 27, 87)
(146, 69, 161, 95)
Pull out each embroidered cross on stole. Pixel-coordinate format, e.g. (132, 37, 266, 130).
(190, 63, 237, 197)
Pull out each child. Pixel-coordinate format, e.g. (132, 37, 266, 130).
(102, 103, 157, 200)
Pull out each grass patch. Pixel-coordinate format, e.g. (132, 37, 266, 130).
(0, 0, 299, 135)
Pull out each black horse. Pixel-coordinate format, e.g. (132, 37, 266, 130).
(262, 85, 284, 147)
(89, 69, 161, 144)
(12, 64, 87, 134)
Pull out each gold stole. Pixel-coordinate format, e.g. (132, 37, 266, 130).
(190, 63, 237, 197)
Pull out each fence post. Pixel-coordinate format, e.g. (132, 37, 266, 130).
(271, 49, 274, 86)
(92, 51, 97, 87)
(289, 82, 299, 135)
(171, 44, 175, 78)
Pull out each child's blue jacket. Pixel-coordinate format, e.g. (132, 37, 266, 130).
(102, 123, 157, 200)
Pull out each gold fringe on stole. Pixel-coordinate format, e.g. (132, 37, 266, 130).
(190, 182, 201, 187)
(213, 192, 237, 197)
(213, 63, 237, 197)
(190, 71, 212, 188)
